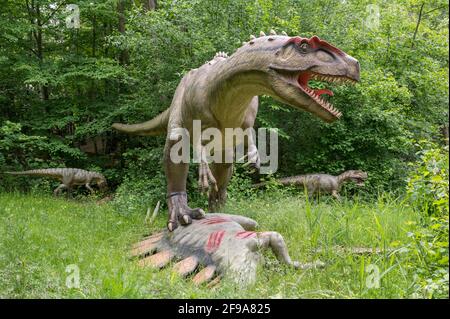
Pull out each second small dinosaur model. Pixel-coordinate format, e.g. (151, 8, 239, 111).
(5, 168, 107, 196)
(113, 31, 360, 231)
(254, 170, 368, 199)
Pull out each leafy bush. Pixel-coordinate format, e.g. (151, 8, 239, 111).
(111, 147, 166, 215)
(404, 142, 449, 298)
(406, 142, 449, 216)
(113, 174, 166, 215)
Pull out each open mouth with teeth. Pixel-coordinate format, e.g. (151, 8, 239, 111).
(296, 71, 357, 119)
(351, 177, 366, 186)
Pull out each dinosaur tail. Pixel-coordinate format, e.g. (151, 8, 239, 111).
(276, 176, 307, 186)
(252, 182, 266, 188)
(4, 168, 62, 178)
(112, 108, 170, 136)
(253, 176, 303, 188)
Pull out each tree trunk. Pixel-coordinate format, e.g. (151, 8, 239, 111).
(35, 4, 49, 101)
(411, 3, 425, 48)
(441, 124, 449, 145)
(117, 0, 129, 65)
(144, 0, 157, 11)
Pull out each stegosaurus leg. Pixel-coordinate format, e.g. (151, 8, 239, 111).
(256, 232, 325, 269)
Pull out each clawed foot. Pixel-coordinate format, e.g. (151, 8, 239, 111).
(241, 148, 261, 172)
(198, 162, 218, 193)
(167, 192, 205, 231)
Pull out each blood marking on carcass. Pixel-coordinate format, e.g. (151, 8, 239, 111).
(205, 230, 226, 253)
(236, 231, 256, 239)
(200, 216, 231, 225)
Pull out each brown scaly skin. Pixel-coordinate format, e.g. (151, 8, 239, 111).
(5, 168, 107, 196)
(112, 31, 360, 231)
(131, 213, 324, 286)
(254, 170, 368, 200)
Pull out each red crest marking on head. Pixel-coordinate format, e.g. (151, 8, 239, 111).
(205, 230, 226, 253)
(235, 231, 256, 239)
(285, 36, 346, 57)
(199, 216, 231, 225)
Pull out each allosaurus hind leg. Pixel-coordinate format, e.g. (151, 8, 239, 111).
(164, 137, 205, 232)
(53, 184, 67, 196)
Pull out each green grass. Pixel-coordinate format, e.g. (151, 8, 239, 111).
(0, 192, 421, 298)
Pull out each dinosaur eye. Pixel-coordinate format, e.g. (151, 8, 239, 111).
(298, 42, 309, 53)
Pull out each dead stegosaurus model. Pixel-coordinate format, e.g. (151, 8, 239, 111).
(131, 213, 323, 286)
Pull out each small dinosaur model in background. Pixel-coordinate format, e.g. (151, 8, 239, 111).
(131, 213, 324, 286)
(113, 31, 360, 232)
(5, 168, 107, 196)
(254, 170, 368, 200)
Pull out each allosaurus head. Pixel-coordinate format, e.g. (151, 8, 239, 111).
(94, 174, 108, 190)
(343, 170, 368, 186)
(238, 32, 360, 122)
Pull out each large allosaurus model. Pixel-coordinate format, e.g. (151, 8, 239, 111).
(5, 168, 107, 196)
(254, 170, 368, 199)
(112, 31, 360, 231)
(131, 213, 323, 286)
